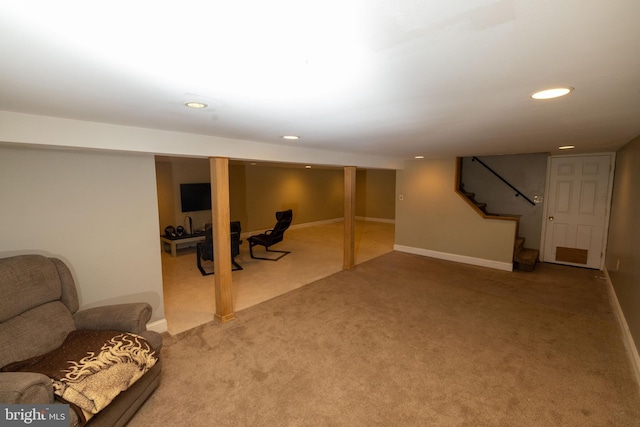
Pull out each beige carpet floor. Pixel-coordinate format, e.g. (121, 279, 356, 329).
(131, 251, 640, 426)
(161, 220, 395, 335)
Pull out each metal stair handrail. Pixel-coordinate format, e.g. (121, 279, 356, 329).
(471, 157, 535, 206)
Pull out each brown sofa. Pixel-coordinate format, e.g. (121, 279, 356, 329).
(0, 254, 162, 427)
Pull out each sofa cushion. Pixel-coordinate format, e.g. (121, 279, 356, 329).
(0, 255, 63, 322)
(2, 330, 158, 425)
(0, 301, 76, 367)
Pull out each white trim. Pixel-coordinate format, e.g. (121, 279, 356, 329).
(355, 216, 396, 224)
(601, 153, 616, 269)
(539, 156, 552, 262)
(603, 267, 640, 389)
(240, 218, 343, 239)
(539, 153, 615, 269)
(0, 111, 404, 170)
(147, 318, 168, 334)
(394, 244, 513, 271)
(290, 218, 343, 229)
(240, 217, 395, 239)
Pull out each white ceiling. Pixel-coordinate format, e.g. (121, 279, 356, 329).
(1, 0, 639, 160)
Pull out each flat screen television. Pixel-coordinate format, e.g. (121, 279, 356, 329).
(180, 183, 211, 212)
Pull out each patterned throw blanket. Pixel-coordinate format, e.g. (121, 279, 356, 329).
(2, 330, 157, 425)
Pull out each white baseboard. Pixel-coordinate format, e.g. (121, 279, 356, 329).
(240, 216, 396, 239)
(393, 244, 513, 272)
(603, 267, 640, 389)
(240, 217, 396, 239)
(355, 216, 396, 224)
(147, 318, 168, 334)
(240, 218, 343, 239)
(290, 218, 343, 229)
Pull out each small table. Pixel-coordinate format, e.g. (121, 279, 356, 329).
(160, 233, 206, 257)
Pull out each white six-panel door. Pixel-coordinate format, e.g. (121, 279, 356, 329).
(542, 154, 614, 269)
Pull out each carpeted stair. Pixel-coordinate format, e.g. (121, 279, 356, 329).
(514, 236, 539, 271)
(460, 184, 493, 215)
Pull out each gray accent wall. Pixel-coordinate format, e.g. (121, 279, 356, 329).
(461, 154, 548, 250)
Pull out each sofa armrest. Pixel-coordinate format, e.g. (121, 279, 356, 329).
(73, 303, 152, 334)
(0, 372, 53, 404)
(138, 330, 164, 353)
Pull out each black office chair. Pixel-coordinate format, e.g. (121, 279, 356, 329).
(196, 221, 243, 276)
(248, 209, 293, 261)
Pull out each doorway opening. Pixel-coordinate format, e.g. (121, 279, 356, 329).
(155, 157, 396, 334)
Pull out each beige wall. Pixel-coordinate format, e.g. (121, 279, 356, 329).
(356, 169, 396, 220)
(155, 161, 175, 234)
(241, 165, 344, 231)
(395, 158, 517, 269)
(606, 135, 640, 354)
(156, 159, 349, 233)
(229, 163, 249, 229)
(0, 144, 165, 324)
(155, 159, 397, 233)
(172, 159, 213, 229)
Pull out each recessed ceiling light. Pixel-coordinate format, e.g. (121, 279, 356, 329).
(282, 135, 300, 140)
(558, 145, 575, 150)
(185, 102, 207, 109)
(531, 87, 573, 100)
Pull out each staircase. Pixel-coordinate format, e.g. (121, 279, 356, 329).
(460, 184, 494, 216)
(513, 237, 539, 272)
(459, 184, 539, 272)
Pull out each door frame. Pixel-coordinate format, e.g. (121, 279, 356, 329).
(539, 152, 616, 270)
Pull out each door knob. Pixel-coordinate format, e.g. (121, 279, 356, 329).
(548, 216, 554, 221)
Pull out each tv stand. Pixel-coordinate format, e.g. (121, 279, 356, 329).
(160, 232, 206, 257)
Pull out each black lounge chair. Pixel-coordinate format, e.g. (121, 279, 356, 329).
(196, 221, 243, 276)
(248, 209, 292, 261)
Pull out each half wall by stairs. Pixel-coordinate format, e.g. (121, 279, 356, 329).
(456, 159, 539, 272)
